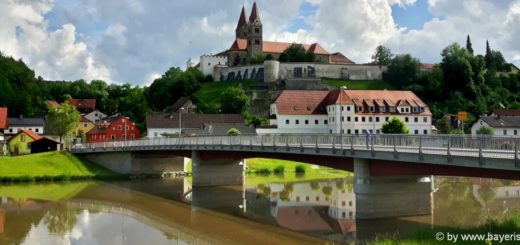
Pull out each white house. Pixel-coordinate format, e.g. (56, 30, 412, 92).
(84, 110, 107, 123)
(471, 110, 520, 137)
(259, 89, 432, 135)
(5, 116, 45, 135)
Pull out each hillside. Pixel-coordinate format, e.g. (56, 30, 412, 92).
(323, 78, 394, 90)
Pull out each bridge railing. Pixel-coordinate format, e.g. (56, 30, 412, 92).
(72, 134, 520, 160)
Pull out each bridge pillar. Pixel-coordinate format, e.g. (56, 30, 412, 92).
(354, 158, 433, 219)
(191, 151, 245, 187)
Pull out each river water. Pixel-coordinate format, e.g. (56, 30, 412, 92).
(0, 174, 519, 244)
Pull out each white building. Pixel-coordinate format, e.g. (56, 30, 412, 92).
(5, 116, 45, 135)
(199, 54, 228, 77)
(84, 110, 107, 123)
(471, 110, 520, 137)
(259, 89, 432, 135)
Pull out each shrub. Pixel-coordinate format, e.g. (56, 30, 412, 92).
(295, 165, 306, 174)
(273, 165, 285, 175)
(254, 168, 271, 175)
(227, 128, 241, 135)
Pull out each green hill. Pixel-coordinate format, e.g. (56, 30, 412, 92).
(323, 78, 394, 90)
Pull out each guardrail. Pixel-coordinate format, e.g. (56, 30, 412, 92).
(71, 134, 520, 164)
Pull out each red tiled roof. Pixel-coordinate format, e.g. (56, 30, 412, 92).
(0, 107, 7, 129)
(276, 206, 332, 232)
(67, 99, 96, 110)
(46, 100, 60, 108)
(330, 52, 355, 64)
(421, 63, 435, 70)
(274, 90, 329, 115)
(229, 39, 330, 55)
(493, 109, 520, 117)
(8, 130, 41, 142)
(274, 90, 431, 115)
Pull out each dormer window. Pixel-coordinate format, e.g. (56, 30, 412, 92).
(412, 107, 418, 113)
(389, 107, 396, 113)
(380, 106, 386, 112)
(357, 106, 363, 112)
(369, 106, 375, 112)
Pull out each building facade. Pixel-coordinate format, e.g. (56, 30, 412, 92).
(87, 114, 140, 142)
(84, 110, 107, 123)
(259, 90, 432, 135)
(471, 110, 520, 137)
(5, 117, 45, 135)
(7, 130, 41, 155)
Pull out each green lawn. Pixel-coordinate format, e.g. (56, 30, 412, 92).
(323, 78, 394, 90)
(0, 181, 96, 202)
(193, 80, 259, 111)
(0, 151, 123, 182)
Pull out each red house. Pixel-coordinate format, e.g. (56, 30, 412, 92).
(87, 114, 140, 142)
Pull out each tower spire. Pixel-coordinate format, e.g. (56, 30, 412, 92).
(236, 5, 248, 30)
(249, 1, 261, 24)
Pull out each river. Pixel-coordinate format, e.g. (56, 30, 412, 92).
(1, 173, 519, 244)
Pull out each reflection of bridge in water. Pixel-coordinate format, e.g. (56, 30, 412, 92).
(72, 134, 520, 219)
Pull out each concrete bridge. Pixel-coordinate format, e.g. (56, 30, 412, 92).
(71, 134, 520, 219)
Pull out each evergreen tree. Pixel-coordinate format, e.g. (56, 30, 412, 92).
(485, 40, 492, 69)
(466, 35, 473, 55)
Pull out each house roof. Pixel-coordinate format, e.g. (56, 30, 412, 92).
(146, 113, 244, 129)
(46, 100, 60, 108)
(8, 130, 41, 142)
(236, 6, 248, 29)
(67, 99, 96, 110)
(33, 137, 61, 144)
(273, 90, 330, 115)
(8, 117, 45, 126)
(274, 90, 431, 115)
(420, 63, 436, 70)
(184, 123, 256, 136)
(0, 108, 7, 129)
(80, 115, 92, 123)
(492, 109, 520, 117)
(171, 97, 192, 112)
(276, 206, 332, 232)
(249, 2, 261, 23)
(229, 39, 330, 55)
(330, 52, 355, 64)
(480, 116, 520, 128)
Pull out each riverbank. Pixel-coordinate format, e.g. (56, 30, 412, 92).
(371, 215, 520, 244)
(0, 151, 124, 182)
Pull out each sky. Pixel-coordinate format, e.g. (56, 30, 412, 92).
(1, 0, 519, 86)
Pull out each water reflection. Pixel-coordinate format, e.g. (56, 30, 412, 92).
(0, 176, 520, 244)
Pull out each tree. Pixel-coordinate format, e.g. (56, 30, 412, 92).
(227, 128, 241, 135)
(371, 45, 394, 65)
(278, 43, 315, 62)
(476, 126, 494, 135)
(381, 117, 409, 134)
(383, 54, 421, 89)
(44, 103, 80, 144)
(466, 35, 473, 54)
(509, 102, 520, 109)
(436, 115, 452, 134)
(219, 87, 250, 113)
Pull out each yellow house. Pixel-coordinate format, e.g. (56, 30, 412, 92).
(7, 129, 41, 155)
(78, 115, 94, 134)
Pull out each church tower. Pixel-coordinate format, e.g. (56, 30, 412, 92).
(235, 6, 248, 39)
(247, 2, 263, 63)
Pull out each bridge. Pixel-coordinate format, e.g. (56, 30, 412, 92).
(71, 134, 520, 219)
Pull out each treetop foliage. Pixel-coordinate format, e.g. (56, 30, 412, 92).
(278, 43, 316, 62)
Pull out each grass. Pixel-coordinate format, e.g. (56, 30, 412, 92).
(370, 215, 520, 245)
(0, 181, 96, 202)
(323, 78, 394, 90)
(193, 80, 259, 111)
(0, 151, 124, 182)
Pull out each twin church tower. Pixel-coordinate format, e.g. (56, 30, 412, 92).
(233, 2, 263, 65)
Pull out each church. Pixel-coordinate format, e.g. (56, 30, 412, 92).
(225, 2, 354, 66)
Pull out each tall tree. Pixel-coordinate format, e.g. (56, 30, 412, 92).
(219, 87, 250, 113)
(278, 43, 315, 62)
(466, 35, 473, 55)
(383, 54, 421, 89)
(44, 103, 80, 144)
(485, 40, 492, 69)
(371, 45, 394, 65)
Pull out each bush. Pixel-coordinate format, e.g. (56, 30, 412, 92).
(227, 128, 241, 135)
(295, 165, 306, 174)
(254, 168, 271, 175)
(476, 125, 494, 135)
(273, 165, 285, 175)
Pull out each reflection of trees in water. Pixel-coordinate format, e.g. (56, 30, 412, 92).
(43, 206, 79, 236)
(279, 183, 294, 201)
(336, 179, 345, 190)
(310, 181, 320, 190)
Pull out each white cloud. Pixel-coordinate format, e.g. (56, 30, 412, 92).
(387, 0, 417, 7)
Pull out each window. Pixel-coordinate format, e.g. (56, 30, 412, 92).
(35, 128, 39, 133)
(405, 117, 409, 122)
(296, 120, 300, 125)
(341, 106, 344, 111)
(315, 120, 319, 125)
(154, 132, 158, 137)
(400, 108, 404, 113)
(414, 117, 418, 123)
(362, 117, 366, 122)
(376, 129, 380, 134)
(355, 129, 359, 134)
(208, 62, 211, 66)
(347, 116, 351, 122)
(255, 28, 259, 33)
(355, 117, 359, 122)
(413, 107, 418, 112)
(329, 129, 333, 134)
(20, 134, 26, 142)
(424, 129, 428, 135)
(423, 117, 428, 123)
(369, 117, 372, 122)
(122, 134, 126, 140)
(504, 130, 507, 135)
(376, 117, 380, 122)
(324, 120, 328, 124)
(341, 116, 344, 122)
(296, 196, 300, 202)
(111, 135, 116, 140)
(347, 129, 351, 134)
(357, 106, 363, 112)
(84, 123, 88, 128)
(9, 129, 12, 133)
(515, 130, 518, 135)
(305, 120, 309, 125)
(414, 129, 419, 135)
(255, 39, 260, 45)
(347, 106, 351, 111)
(126, 125, 129, 130)
(316, 196, 320, 201)
(306, 196, 309, 201)
(342, 201, 346, 207)
(286, 119, 290, 125)
(27, 142, 31, 150)
(380, 106, 386, 112)
(369, 106, 375, 112)
(349, 201, 352, 207)
(118, 126, 122, 130)
(406, 107, 410, 113)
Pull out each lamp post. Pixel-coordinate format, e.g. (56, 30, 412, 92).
(179, 107, 184, 138)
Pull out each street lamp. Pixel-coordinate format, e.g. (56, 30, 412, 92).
(179, 107, 184, 138)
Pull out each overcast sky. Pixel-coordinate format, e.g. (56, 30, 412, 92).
(1, 0, 519, 86)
